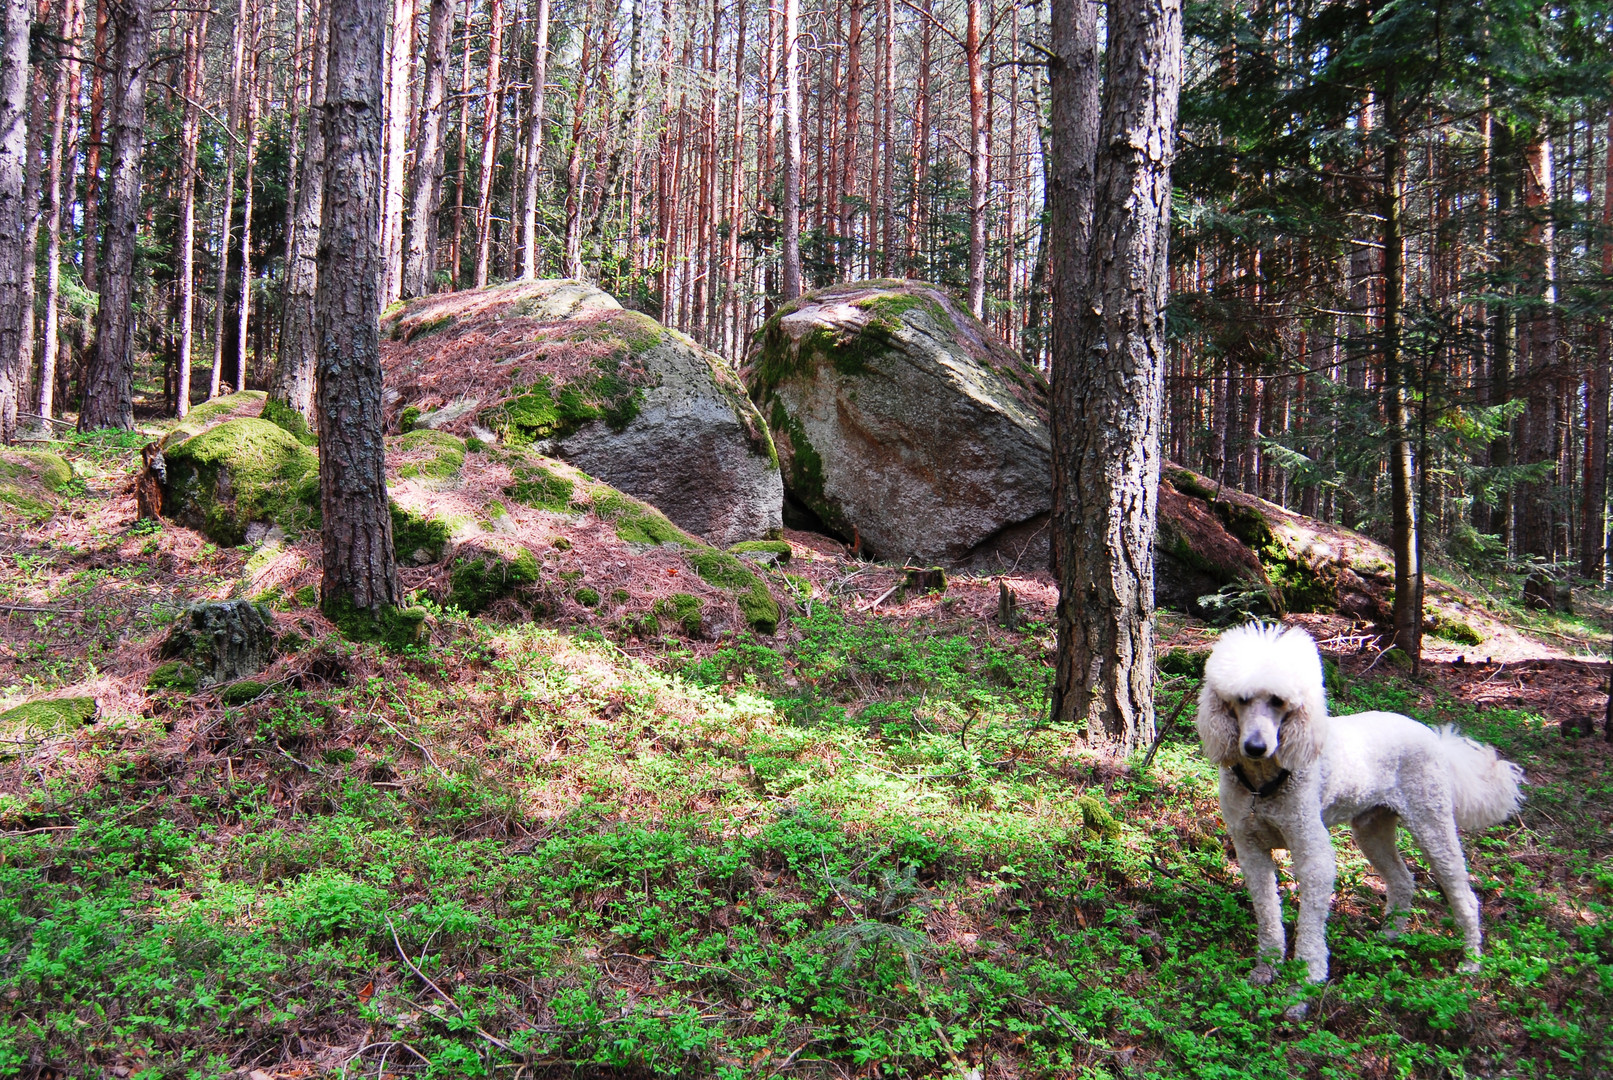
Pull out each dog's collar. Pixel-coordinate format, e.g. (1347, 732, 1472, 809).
(1231, 763, 1291, 798)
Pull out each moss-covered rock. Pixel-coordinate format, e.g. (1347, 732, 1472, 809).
(161, 418, 320, 545)
(158, 600, 278, 687)
(447, 546, 542, 614)
(383, 280, 782, 545)
(1078, 794, 1122, 839)
(261, 397, 317, 445)
(220, 680, 269, 705)
(147, 661, 200, 691)
(653, 593, 705, 635)
(391, 502, 453, 564)
(504, 458, 578, 513)
(394, 429, 465, 482)
(0, 696, 96, 753)
(0, 449, 75, 524)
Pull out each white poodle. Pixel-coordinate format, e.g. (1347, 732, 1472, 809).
(1196, 623, 1524, 984)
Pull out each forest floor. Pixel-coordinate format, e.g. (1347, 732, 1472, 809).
(1, 417, 1610, 1079)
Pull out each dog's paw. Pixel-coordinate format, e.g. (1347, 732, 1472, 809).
(1248, 962, 1277, 986)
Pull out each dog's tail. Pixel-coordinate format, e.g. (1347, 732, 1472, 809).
(1434, 726, 1525, 831)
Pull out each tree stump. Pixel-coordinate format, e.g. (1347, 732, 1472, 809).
(157, 600, 277, 688)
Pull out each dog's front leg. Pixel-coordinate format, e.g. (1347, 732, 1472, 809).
(1229, 829, 1285, 984)
(1289, 819, 1337, 983)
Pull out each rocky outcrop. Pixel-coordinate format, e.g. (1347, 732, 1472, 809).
(382, 279, 782, 547)
(154, 600, 278, 689)
(747, 280, 1050, 566)
(158, 417, 320, 545)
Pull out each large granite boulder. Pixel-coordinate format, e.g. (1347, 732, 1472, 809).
(747, 280, 1051, 565)
(382, 279, 782, 548)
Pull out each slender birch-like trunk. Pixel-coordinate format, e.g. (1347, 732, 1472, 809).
(472, 0, 504, 287)
(37, 0, 85, 420)
(780, 0, 801, 300)
(0, 0, 28, 441)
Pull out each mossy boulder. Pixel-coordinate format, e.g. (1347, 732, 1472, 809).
(0, 450, 75, 524)
(448, 546, 543, 614)
(0, 696, 96, 755)
(747, 280, 1050, 565)
(393, 428, 466, 483)
(158, 600, 278, 688)
(161, 418, 320, 545)
(382, 279, 782, 546)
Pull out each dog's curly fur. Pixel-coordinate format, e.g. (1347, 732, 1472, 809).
(1197, 623, 1524, 983)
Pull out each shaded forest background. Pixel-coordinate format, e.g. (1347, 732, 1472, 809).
(10, 0, 1613, 576)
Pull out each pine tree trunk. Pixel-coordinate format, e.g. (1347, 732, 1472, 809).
(780, 0, 801, 301)
(402, 0, 450, 295)
(80, 0, 107, 295)
(1518, 130, 1558, 559)
(380, 0, 413, 303)
(272, 0, 328, 420)
(316, 0, 400, 617)
(234, 37, 261, 393)
(37, 0, 84, 420)
(211, 0, 251, 399)
(78, 0, 150, 431)
(1582, 106, 1613, 581)
(473, 0, 504, 287)
(18, 49, 45, 420)
(1049, 0, 1179, 752)
(518, 0, 550, 279)
(1381, 93, 1419, 663)
(0, 0, 28, 442)
(965, 0, 986, 319)
(172, 5, 207, 416)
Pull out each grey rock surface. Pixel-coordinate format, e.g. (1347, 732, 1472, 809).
(159, 600, 278, 687)
(748, 280, 1051, 567)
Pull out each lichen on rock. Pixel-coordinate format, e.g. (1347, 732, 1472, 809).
(158, 600, 278, 687)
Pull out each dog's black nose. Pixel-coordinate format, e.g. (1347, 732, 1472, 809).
(1242, 736, 1268, 758)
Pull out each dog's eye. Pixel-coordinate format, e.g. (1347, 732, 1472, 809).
(1236, 695, 1251, 707)
(1269, 695, 1285, 710)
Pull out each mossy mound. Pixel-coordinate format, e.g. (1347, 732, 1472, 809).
(261, 397, 317, 445)
(448, 546, 543, 614)
(394, 428, 467, 483)
(0, 696, 96, 754)
(147, 661, 201, 692)
(391, 502, 454, 564)
(653, 593, 705, 635)
(0, 450, 75, 524)
(161, 418, 320, 545)
(220, 680, 269, 705)
(729, 540, 792, 565)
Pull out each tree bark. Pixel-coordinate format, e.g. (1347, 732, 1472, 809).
(234, 31, 261, 393)
(780, 0, 801, 301)
(80, 0, 108, 294)
(1049, 0, 1180, 753)
(380, 0, 413, 303)
(1518, 129, 1558, 560)
(401, 0, 450, 295)
(965, 0, 986, 319)
(272, 0, 329, 421)
(172, 4, 207, 416)
(37, 0, 84, 420)
(1381, 99, 1419, 663)
(517, 0, 550, 279)
(211, 0, 251, 399)
(472, 0, 504, 287)
(79, 0, 151, 432)
(0, 0, 28, 442)
(316, 0, 400, 617)
(1583, 105, 1613, 580)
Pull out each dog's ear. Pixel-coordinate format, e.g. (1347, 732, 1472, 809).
(1275, 697, 1324, 769)
(1195, 682, 1239, 766)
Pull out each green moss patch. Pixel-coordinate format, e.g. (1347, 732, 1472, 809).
(729, 540, 792, 564)
(1428, 613, 1484, 646)
(220, 680, 269, 705)
(162, 418, 320, 545)
(653, 593, 705, 635)
(395, 429, 466, 482)
(391, 502, 453, 564)
(261, 398, 317, 445)
(0, 697, 96, 746)
(448, 547, 542, 614)
(685, 549, 780, 634)
(574, 587, 601, 608)
(0, 450, 75, 524)
(323, 597, 431, 650)
(589, 489, 695, 547)
(147, 661, 200, 692)
(182, 390, 267, 428)
(505, 460, 578, 513)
